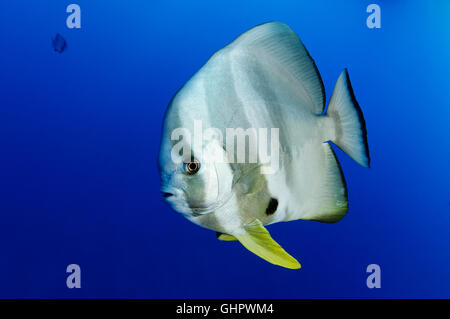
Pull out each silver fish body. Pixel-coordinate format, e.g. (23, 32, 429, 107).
(159, 22, 370, 269)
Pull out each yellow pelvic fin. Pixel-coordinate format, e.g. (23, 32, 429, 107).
(233, 219, 301, 270)
(217, 233, 238, 241)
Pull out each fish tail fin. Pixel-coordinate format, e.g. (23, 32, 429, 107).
(323, 69, 370, 168)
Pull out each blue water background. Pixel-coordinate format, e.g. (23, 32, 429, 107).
(0, 0, 449, 298)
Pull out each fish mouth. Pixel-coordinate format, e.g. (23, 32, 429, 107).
(160, 185, 232, 217)
(160, 186, 181, 199)
(160, 186, 214, 217)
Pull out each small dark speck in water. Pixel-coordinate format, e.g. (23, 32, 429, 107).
(52, 33, 67, 53)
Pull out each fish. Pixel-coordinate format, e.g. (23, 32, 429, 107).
(158, 22, 370, 269)
(52, 33, 67, 53)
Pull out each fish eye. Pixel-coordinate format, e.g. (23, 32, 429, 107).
(185, 159, 201, 175)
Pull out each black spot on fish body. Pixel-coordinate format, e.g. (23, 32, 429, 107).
(52, 33, 67, 53)
(265, 198, 278, 215)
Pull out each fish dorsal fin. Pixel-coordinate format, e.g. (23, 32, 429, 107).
(216, 232, 237, 241)
(233, 219, 301, 269)
(226, 21, 325, 114)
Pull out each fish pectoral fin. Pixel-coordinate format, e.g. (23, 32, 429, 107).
(233, 219, 301, 270)
(216, 232, 238, 241)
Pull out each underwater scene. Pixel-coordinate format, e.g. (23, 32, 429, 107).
(0, 1, 449, 298)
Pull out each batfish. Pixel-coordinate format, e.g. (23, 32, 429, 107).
(158, 22, 370, 269)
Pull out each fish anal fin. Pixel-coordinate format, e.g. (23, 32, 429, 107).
(285, 143, 348, 223)
(233, 219, 301, 270)
(300, 143, 348, 223)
